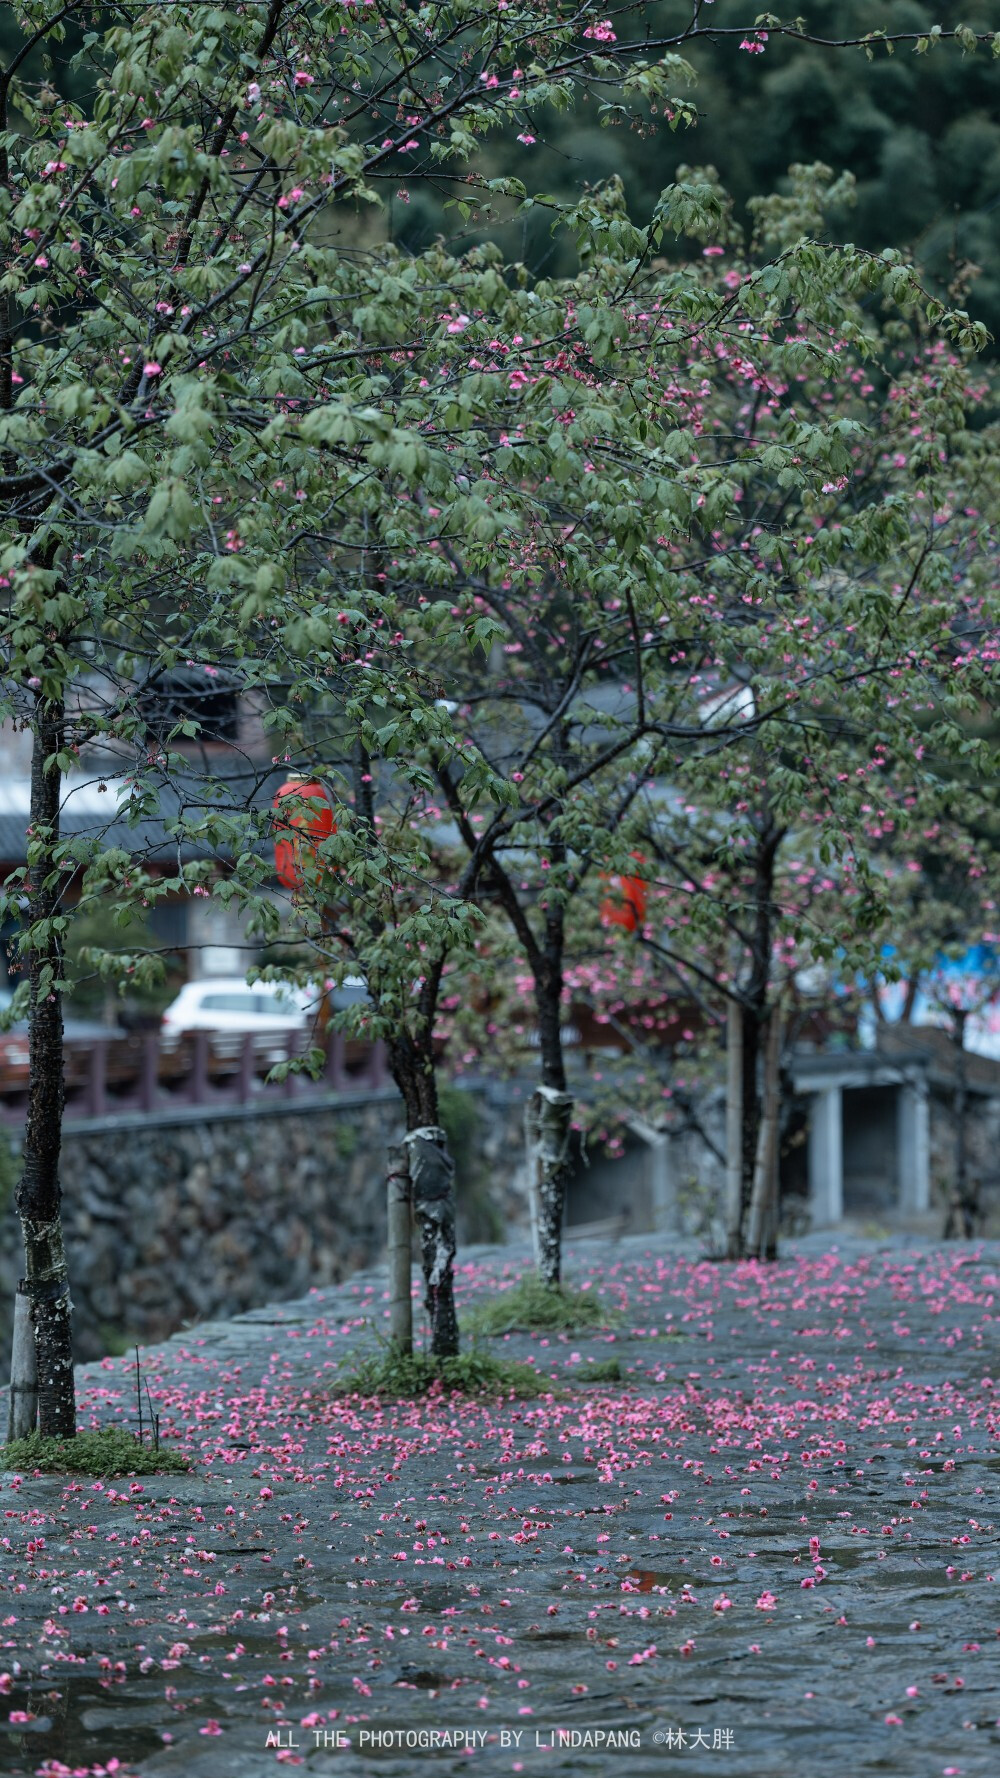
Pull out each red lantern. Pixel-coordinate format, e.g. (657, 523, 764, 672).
(273, 775, 336, 891)
(600, 852, 648, 934)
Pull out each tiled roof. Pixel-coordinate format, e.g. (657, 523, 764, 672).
(0, 770, 281, 868)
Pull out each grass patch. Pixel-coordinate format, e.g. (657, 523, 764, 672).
(465, 1273, 617, 1336)
(0, 1427, 190, 1478)
(577, 1358, 622, 1382)
(332, 1347, 560, 1401)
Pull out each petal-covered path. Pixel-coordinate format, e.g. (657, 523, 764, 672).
(2, 1234, 999, 1778)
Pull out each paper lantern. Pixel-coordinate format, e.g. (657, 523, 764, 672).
(273, 775, 336, 891)
(600, 853, 647, 934)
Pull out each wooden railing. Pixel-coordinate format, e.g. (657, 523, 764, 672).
(0, 1029, 389, 1126)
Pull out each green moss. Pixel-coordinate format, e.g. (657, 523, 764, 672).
(331, 1347, 560, 1401)
(437, 1084, 505, 1244)
(465, 1273, 618, 1336)
(333, 1121, 359, 1160)
(437, 1082, 480, 1169)
(0, 1427, 190, 1477)
(579, 1358, 622, 1382)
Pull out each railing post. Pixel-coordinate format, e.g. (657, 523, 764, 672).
(88, 1040, 107, 1119)
(191, 1031, 210, 1106)
(283, 1029, 299, 1099)
(140, 1032, 159, 1113)
(324, 1030, 346, 1092)
(239, 1033, 255, 1104)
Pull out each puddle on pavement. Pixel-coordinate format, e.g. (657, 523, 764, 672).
(820, 1548, 964, 1588)
(1, 1675, 165, 1774)
(381, 1581, 469, 1610)
(391, 1664, 450, 1689)
(627, 1568, 677, 1592)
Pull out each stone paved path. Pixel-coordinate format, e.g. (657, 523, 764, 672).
(2, 1233, 999, 1778)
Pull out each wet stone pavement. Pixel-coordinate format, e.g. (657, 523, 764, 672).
(2, 1233, 999, 1778)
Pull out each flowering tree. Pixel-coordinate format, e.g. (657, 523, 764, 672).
(0, 1, 696, 1416)
(859, 787, 1000, 1235)
(552, 302, 999, 1256)
(255, 747, 496, 1357)
(3, 2, 997, 1434)
(383, 167, 996, 1273)
(421, 170, 999, 1263)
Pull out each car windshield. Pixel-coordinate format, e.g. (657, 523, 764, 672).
(199, 992, 299, 1015)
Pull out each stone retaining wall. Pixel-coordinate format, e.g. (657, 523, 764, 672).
(0, 1085, 529, 1362)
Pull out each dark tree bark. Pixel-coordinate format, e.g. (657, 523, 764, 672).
(745, 1005, 783, 1260)
(739, 1008, 762, 1245)
(14, 696, 76, 1438)
(724, 998, 744, 1259)
(733, 817, 783, 1255)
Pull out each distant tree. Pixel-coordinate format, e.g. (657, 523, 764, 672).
(393, 170, 999, 1271)
(863, 783, 1000, 1237)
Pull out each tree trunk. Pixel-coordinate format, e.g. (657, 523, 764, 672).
(13, 697, 76, 1438)
(740, 1004, 762, 1240)
(6, 1284, 38, 1441)
(387, 980, 459, 1358)
(525, 1084, 575, 1287)
(724, 998, 744, 1259)
(403, 1125, 459, 1356)
(745, 1005, 782, 1260)
(528, 961, 573, 1288)
(763, 1066, 792, 1262)
(737, 820, 782, 1251)
(385, 1142, 413, 1354)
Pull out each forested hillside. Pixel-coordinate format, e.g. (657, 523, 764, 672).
(5, 3, 998, 343)
(409, 3, 1000, 341)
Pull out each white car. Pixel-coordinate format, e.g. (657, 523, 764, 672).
(161, 974, 370, 1063)
(160, 977, 320, 1065)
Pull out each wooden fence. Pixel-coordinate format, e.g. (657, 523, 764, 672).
(0, 1030, 388, 1126)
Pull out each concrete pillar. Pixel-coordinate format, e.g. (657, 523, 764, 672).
(809, 1086, 843, 1226)
(897, 1078, 930, 1213)
(627, 1118, 678, 1233)
(648, 1132, 677, 1233)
